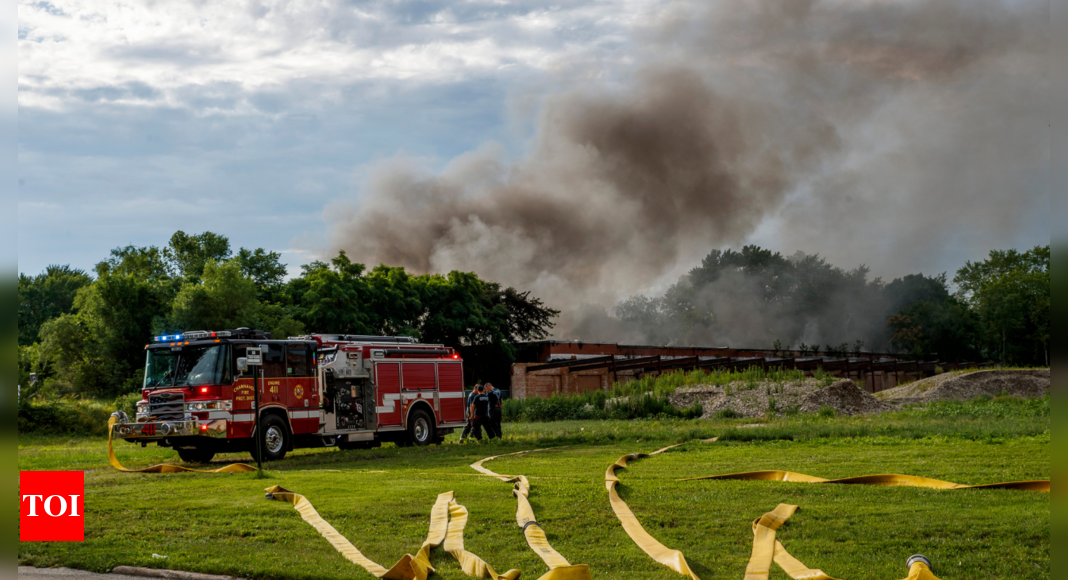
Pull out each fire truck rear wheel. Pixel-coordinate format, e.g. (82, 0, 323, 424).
(177, 448, 215, 464)
(258, 414, 290, 461)
(407, 408, 435, 446)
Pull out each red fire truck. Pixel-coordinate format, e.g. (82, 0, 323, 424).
(110, 328, 468, 462)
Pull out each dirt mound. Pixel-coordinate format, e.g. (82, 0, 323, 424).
(800, 379, 890, 416)
(671, 378, 888, 419)
(878, 369, 1049, 402)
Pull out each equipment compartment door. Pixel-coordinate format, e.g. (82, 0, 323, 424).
(374, 362, 402, 427)
(436, 362, 465, 423)
(401, 362, 435, 390)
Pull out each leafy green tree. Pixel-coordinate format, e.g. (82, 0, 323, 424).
(164, 231, 232, 281)
(72, 270, 171, 391)
(37, 314, 98, 395)
(628, 245, 885, 349)
(887, 298, 980, 361)
(954, 245, 1049, 365)
(362, 265, 425, 337)
(236, 247, 288, 299)
(417, 271, 489, 346)
(486, 284, 558, 343)
(171, 260, 260, 331)
(18, 265, 93, 345)
(882, 273, 980, 361)
(615, 295, 677, 345)
(883, 273, 951, 314)
(284, 251, 374, 335)
(284, 252, 558, 348)
(33, 246, 176, 396)
(96, 245, 174, 282)
(170, 259, 304, 339)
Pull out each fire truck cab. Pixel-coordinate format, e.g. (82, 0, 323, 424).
(110, 329, 468, 463)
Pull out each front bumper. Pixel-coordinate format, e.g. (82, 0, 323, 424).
(112, 418, 228, 440)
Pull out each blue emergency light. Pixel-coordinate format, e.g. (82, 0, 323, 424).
(154, 334, 183, 342)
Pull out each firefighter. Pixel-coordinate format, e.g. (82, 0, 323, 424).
(486, 382, 503, 437)
(468, 384, 496, 441)
(460, 384, 481, 442)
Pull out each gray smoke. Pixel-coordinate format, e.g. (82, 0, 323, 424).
(326, 0, 1047, 343)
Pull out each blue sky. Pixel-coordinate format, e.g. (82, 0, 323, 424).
(17, 0, 1050, 312)
(18, 0, 639, 274)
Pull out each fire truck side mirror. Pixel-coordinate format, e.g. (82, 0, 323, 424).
(237, 357, 248, 373)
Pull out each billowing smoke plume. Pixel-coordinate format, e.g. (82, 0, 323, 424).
(326, 0, 1047, 345)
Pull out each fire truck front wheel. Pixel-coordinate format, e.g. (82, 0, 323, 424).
(258, 414, 290, 461)
(407, 408, 435, 446)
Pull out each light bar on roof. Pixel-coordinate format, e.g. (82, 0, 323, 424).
(158, 330, 233, 342)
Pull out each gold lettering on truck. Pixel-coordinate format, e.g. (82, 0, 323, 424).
(234, 384, 254, 403)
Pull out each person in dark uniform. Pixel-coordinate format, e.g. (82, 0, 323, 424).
(486, 382, 503, 438)
(460, 384, 481, 442)
(469, 384, 495, 440)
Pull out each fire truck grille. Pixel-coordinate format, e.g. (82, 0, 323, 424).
(147, 392, 185, 420)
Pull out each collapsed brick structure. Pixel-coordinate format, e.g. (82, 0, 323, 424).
(509, 342, 993, 399)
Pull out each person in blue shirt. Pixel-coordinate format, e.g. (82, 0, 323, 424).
(468, 384, 496, 440)
(459, 384, 481, 442)
(486, 383, 503, 438)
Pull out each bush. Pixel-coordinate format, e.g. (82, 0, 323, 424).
(18, 395, 139, 436)
(503, 390, 701, 423)
(919, 395, 1048, 419)
(818, 406, 836, 418)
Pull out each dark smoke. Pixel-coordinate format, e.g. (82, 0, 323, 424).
(326, 0, 1047, 344)
(328, 67, 825, 311)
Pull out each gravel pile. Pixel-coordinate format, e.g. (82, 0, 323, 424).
(877, 369, 1049, 403)
(671, 378, 887, 419)
(799, 380, 890, 415)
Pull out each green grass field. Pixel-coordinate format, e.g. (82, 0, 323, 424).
(19, 399, 1049, 580)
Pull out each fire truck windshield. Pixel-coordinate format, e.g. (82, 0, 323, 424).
(144, 345, 230, 389)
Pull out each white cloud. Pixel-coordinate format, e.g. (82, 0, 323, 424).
(17, 0, 661, 275)
(18, 0, 652, 112)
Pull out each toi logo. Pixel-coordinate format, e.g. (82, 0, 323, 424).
(20, 471, 84, 541)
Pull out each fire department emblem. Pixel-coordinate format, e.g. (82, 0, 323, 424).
(294, 384, 304, 399)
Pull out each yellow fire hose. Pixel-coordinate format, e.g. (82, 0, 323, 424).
(266, 486, 520, 580)
(471, 450, 593, 580)
(605, 444, 697, 579)
(683, 470, 1050, 491)
(606, 442, 1050, 580)
(107, 415, 256, 473)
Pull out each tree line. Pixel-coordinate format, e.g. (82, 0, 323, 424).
(18, 233, 1048, 399)
(17, 231, 559, 398)
(611, 245, 1048, 366)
